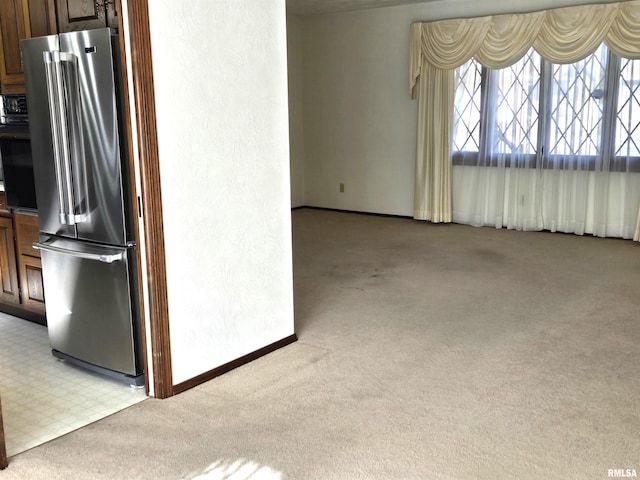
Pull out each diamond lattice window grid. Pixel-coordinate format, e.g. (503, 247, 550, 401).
(493, 49, 541, 155)
(616, 58, 640, 158)
(453, 59, 481, 152)
(452, 43, 638, 172)
(548, 44, 607, 157)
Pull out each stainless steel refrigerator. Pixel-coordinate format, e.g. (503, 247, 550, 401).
(21, 28, 144, 386)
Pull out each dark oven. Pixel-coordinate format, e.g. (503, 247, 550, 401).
(0, 94, 37, 212)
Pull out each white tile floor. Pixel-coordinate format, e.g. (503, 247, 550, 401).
(0, 312, 146, 458)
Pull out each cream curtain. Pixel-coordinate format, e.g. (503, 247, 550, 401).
(410, 0, 640, 236)
(414, 62, 454, 222)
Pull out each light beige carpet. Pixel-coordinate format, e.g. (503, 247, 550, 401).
(2, 208, 639, 479)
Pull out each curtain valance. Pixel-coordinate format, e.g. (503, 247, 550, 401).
(410, 1, 640, 98)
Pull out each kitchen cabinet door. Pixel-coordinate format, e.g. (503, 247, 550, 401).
(55, 0, 119, 33)
(56, 0, 102, 31)
(0, 0, 30, 94)
(27, 0, 57, 37)
(18, 255, 45, 315)
(0, 216, 19, 305)
(14, 213, 45, 315)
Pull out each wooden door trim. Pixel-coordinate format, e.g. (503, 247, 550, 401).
(118, 0, 173, 398)
(0, 394, 6, 469)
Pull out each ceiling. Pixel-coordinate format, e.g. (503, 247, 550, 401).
(286, 0, 440, 15)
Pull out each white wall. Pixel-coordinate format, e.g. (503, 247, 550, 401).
(296, 7, 418, 215)
(287, 15, 305, 208)
(289, 0, 623, 215)
(148, 0, 294, 385)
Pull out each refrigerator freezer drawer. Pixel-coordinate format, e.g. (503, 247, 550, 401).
(38, 237, 141, 377)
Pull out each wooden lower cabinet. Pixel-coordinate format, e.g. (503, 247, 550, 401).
(14, 213, 45, 316)
(18, 255, 45, 315)
(0, 216, 19, 305)
(0, 196, 45, 323)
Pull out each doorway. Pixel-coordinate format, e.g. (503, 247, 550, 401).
(0, 0, 173, 468)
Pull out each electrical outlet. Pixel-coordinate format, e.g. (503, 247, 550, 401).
(339, 183, 345, 193)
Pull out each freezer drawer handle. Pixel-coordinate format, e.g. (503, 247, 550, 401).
(33, 242, 124, 264)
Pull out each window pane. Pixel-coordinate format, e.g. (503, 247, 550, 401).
(493, 49, 540, 155)
(453, 58, 481, 152)
(616, 57, 640, 158)
(549, 44, 607, 157)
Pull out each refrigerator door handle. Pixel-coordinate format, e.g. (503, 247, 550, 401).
(43, 50, 85, 226)
(59, 50, 88, 225)
(33, 241, 125, 264)
(44, 50, 73, 225)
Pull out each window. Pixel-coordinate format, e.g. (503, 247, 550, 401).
(453, 45, 640, 172)
(616, 57, 640, 158)
(548, 45, 607, 159)
(491, 49, 541, 158)
(453, 59, 481, 155)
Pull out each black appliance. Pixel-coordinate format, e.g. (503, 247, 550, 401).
(0, 94, 37, 212)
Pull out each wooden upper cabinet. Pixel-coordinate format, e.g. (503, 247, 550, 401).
(106, 0, 118, 29)
(0, 0, 30, 93)
(0, 0, 56, 93)
(0, 0, 119, 91)
(56, 0, 118, 32)
(28, 0, 57, 37)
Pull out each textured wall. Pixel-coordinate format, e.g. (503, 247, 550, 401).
(287, 15, 305, 208)
(298, 6, 418, 215)
(148, 0, 294, 385)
